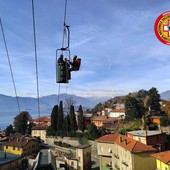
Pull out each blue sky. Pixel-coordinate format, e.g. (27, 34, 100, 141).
(0, 0, 170, 98)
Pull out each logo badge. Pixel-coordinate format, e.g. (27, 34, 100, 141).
(154, 11, 170, 45)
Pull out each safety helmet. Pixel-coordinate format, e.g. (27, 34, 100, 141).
(73, 55, 77, 59)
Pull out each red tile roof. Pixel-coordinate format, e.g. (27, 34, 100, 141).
(32, 125, 48, 130)
(96, 134, 119, 143)
(96, 133, 157, 153)
(152, 150, 170, 164)
(31, 116, 50, 122)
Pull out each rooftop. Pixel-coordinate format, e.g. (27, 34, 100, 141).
(91, 115, 118, 122)
(96, 133, 157, 153)
(0, 151, 21, 164)
(127, 130, 164, 137)
(152, 150, 170, 164)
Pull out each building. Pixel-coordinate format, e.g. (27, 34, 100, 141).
(109, 109, 125, 119)
(96, 133, 157, 170)
(31, 125, 47, 143)
(90, 115, 118, 128)
(29, 116, 51, 127)
(3, 133, 40, 157)
(0, 151, 27, 170)
(60, 145, 91, 170)
(127, 130, 167, 151)
(152, 150, 170, 170)
(150, 116, 161, 124)
(76, 145, 91, 170)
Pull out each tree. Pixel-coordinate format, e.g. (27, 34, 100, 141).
(77, 105, 85, 132)
(51, 105, 58, 131)
(87, 123, 98, 140)
(14, 111, 32, 135)
(57, 101, 64, 131)
(137, 89, 148, 99)
(25, 122, 35, 135)
(124, 96, 145, 121)
(5, 124, 14, 136)
(91, 102, 104, 115)
(69, 105, 77, 131)
(63, 114, 70, 134)
(163, 101, 170, 115)
(160, 116, 169, 127)
(64, 98, 76, 114)
(146, 87, 161, 111)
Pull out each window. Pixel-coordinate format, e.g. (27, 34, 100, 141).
(108, 148, 112, 153)
(101, 147, 103, 152)
(13, 146, 15, 150)
(6, 146, 8, 149)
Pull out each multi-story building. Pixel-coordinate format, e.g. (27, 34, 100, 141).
(152, 150, 170, 170)
(127, 130, 168, 151)
(3, 133, 40, 157)
(90, 115, 118, 128)
(109, 109, 125, 119)
(96, 133, 157, 170)
(31, 125, 47, 143)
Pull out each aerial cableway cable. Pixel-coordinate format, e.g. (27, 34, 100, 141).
(31, 0, 41, 126)
(0, 17, 21, 113)
(57, 0, 70, 102)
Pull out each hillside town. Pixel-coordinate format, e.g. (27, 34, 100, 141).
(0, 88, 170, 170)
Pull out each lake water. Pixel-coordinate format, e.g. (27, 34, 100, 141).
(0, 109, 52, 130)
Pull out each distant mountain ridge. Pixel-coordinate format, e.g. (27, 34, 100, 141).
(0, 90, 169, 112)
(0, 93, 110, 111)
(160, 90, 170, 100)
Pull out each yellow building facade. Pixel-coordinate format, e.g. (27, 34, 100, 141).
(31, 125, 47, 143)
(3, 134, 40, 157)
(152, 151, 170, 170)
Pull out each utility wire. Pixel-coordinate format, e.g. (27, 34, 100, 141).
(31, 0, 41, 126)
(58, 0, 69, 103)
(0, 17, 21, 113)
(62, 0, 68, 48)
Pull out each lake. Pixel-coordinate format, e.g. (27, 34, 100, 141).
(0, 109, 52, 130)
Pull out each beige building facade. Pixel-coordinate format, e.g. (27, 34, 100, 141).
(96, 133, 157, 170)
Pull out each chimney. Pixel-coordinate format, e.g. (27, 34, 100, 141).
(119, 136, 122, 142)
(124, 139, 127, 145)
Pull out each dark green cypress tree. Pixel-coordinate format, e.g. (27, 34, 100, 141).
(70, 105, 77, 131)
(57, 101, 64, 131)
(51, 105, 58, 131)
(78, 105, 85, 132)
(63, 114, 70, 135)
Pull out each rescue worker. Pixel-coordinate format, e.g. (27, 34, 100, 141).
(58, 54, 64, 63)
(69, 55, 78, 71)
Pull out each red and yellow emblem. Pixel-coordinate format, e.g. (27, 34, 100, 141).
(154, 11, 170, 45)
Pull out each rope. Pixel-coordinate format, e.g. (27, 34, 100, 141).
(62, 0, 68, 48)
(58, 0, 69, 103)
(0, 17, 21, 113)
(31, 0, 41, 126)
